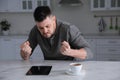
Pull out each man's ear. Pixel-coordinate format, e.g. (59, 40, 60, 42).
(52, 15, 56, 21)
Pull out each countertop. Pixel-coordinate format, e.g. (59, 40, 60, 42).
(0, 60, 120, 80)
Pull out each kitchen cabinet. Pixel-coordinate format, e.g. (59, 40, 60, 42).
(8, 0, 21, 12)
(85, 36, 120, 61)
(110, 0, 120, 10)
(0, 37, 15, 60)
(0, 36, 43, 60)
(13, 38, 26, 60)
(20, 0, 50, 12)
(86, 38, 97, 60)
(0, 0, 20, 12)
(0, 0, 8, 12)
(1, 36, 120, 61)
(0, 0, 50, 12)
(96, 39, 120, 61)
(91, 0, 120, 11)
(13, 38, 44, 60)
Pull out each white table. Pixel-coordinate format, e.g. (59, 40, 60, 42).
(0, 60, 120, 80)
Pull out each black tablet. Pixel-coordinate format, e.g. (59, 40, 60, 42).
(26, 66, 52, 75)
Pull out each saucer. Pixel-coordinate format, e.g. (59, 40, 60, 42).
(65, 70, 85, 76)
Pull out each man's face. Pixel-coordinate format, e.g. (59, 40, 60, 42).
(36, 16, 56, 38)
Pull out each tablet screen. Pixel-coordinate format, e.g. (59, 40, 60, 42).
(26, 66, 52, 75)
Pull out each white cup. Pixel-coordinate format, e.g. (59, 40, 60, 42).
(69, 63, 82, 75)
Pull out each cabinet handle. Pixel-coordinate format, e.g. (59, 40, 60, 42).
(108, 41, 117, 43)
(4, 39, 11, 41)
(108, 49, 117, 52)
(108, 59, 118, 61)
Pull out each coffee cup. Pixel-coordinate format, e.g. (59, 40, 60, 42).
(69, 63, 82, 75)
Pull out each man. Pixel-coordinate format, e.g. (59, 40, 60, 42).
(20, 6, 93, 60)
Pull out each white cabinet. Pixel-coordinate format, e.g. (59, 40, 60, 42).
(96, 39, 120, 61)
(110, 0, 120, 10)
(86, 39, 97, 60)
(0, 0, 20, 12)
(13, 38, 26, 60)
(0, 0, 8, 12)
(12, 38, 43, 60)
(20, 0, 34, 12)
(1, 36, 120, 61)
(20, 0, 50, 12)
(85, 36, 120, 61)
(8, 0, 21, 12)
(0, 37, 26, 60)
(0, 36, 44, 60)
(0, 38, 15, 60)
(91, 0, 120, 11)
(0, 0, 50, 12)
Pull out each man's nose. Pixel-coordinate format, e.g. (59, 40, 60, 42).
(43, 28, 48, 33)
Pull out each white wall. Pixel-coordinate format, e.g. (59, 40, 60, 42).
(0, 0, 120, 35)
(0, 13, 34, 35)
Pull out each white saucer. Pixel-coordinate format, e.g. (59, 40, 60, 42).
(65, 70, 85, 76)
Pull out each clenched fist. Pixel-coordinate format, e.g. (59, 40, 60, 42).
(20, 41, 32, 60)
(60, 41, 72, 56)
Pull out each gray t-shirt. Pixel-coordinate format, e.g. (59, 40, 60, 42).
(28, 20, 93, 60)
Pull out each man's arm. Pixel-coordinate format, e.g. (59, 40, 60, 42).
(20, 41, 32, 60)
(60, 25, 93, 60)
(60, 41, 87, 60)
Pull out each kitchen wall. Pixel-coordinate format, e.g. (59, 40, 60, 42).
(0, 0, 120, 35)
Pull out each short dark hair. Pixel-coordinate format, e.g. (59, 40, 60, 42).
(33, 6, 51, 22)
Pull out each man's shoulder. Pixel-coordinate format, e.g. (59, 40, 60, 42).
(32, 25, 37, 29)
(57, 20, 71, 30)
(29, 25, 39, 35)
(31, 25, 38, 32)
(57, 20, 78, 31)
(57, 20, 70, 26)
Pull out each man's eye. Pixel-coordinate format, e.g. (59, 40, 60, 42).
(46, 25, 50, 28)
(46, 26, 49, 28)
(38, 27, 43, 30)
(40, 28, 43, 30)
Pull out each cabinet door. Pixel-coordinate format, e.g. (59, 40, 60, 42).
(110, 0, 120, 10)
(0, 39, 2, 59)
(13, 38, 44, 60)
(34, 0, 50, 11)
(0, 0, 8, 12)
(96, 39, 120, 46)
(91, 0, 106, 11)
(86, 39, 97, 60)
(96, 39, 120, 61)
(20, 0, 50, 12)
(0, 38, 15, 60)
(91, 0, 120, 11)
(0, 0, 21, 12)
(7, 0, 21, 12)
(14, 38, 26, 60)
(0, 0, 50, 12)
(20, 0, 34, 12)
(36, 0, 50, 7)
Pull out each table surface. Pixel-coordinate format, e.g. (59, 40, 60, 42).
(0, 60, 120, 80)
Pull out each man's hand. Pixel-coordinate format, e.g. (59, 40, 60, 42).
(60, 41, 72, 56)
(20, 41, 32, 60)
(60, 41, 87, 60)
